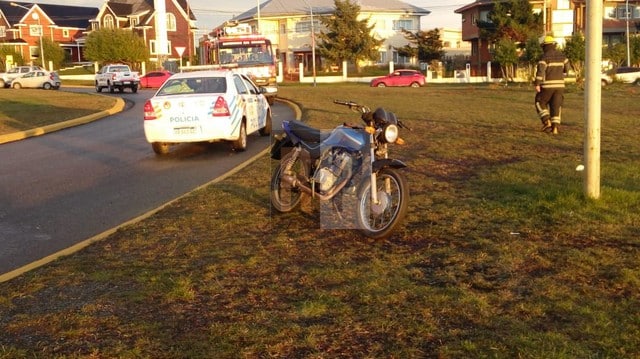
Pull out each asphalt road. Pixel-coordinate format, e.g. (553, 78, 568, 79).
(0, 88, 292, 276)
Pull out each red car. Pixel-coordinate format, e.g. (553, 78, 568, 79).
(139, 70, 173, 88)
(370, 69, 426, 88)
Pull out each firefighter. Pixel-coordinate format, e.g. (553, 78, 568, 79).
(534, 35, 572, 135)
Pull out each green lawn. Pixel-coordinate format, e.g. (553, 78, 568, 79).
(0, 83, 638, 358)
(0, 89, 116, 135)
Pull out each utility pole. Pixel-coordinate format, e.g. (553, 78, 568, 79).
(584, 0, 603, 199)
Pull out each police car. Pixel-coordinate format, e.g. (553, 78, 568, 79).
(143, 70, 272, 155)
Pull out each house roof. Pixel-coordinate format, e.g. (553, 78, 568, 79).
(103, 0, 196, 22)
(0, 1, 99, 29)
(232, 0, 430, 21)
(454, 0, 495, 14)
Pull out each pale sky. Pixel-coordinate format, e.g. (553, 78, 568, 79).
(28, 0, 465, 35)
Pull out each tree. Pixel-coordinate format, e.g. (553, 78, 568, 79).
(480, 0, 542, 44)
(478, 0, 543, 81)
(0, 48, 24, 71)
(521, 37, 543, 81)
(604, 43, 627, 67)
(563, 33, 585, 80)
(630, 36, 640, 66)
(396, 28, 445, 64)
(84, 28, 149, 66)
(316, 0, 384, 72)
(493, 38, 518, 81)
(41, 37, 66, 69)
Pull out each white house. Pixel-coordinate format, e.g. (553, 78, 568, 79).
(226, 0, 431, 73)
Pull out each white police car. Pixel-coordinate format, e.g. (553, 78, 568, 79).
(143, 70, 272, 155)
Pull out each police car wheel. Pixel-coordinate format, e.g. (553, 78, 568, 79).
(232, 122, 247, 151)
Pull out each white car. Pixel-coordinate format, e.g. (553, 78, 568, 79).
(9, 70, 60, 90)
(0, 66, 43, 88)
(143, 70, 272, 155)
(601, 66, 640, 86)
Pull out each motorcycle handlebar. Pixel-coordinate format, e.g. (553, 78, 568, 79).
(334, 100, 411, 130)
(333, 99, 370, 114)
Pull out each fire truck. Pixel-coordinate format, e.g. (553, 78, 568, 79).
(197, 21, 278, 104)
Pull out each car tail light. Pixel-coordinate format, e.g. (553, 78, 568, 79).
(212, 96, 230, 117)
(143, 100, 157, 120)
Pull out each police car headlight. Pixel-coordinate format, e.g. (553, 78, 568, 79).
(383, 124, 399, 143)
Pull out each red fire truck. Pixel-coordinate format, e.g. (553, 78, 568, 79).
(197, 22, 278, 104)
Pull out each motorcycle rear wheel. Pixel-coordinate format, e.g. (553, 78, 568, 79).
(270, 151, 306, 212)
(356, 168, 409, 239)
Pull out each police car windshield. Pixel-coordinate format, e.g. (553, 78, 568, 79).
(157, 77, 227, 96)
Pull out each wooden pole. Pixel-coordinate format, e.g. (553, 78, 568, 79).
(584, 0, 602, 199)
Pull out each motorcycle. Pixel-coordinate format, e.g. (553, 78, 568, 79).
(270, 100, 410, 239)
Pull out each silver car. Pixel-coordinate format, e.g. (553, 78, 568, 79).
(10, 70, 61, 90)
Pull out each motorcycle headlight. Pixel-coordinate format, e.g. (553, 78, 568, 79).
(383, 124, 399, 143)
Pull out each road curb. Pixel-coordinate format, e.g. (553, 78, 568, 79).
(0, 96, 125, 145)
(0, 97, 301, 283)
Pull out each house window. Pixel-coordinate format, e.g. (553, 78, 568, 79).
(616, 5, 639, 19)
(0, 26, 5, 38)
(479, 10, 490, 23)
(378, 51, 387, 64)
(295, 20, 319, 33)
(166, 13, 177, 31)
(63, 29, 70, 38)
(29, 46, 40, 59)
(29, 25, 42, 37)
(131, 18, 138, 27)
(104, 14, 115, 29)
(393, 19, 413, 31)
(150, 40, 172, 55)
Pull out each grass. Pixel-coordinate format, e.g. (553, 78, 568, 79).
(0, 82, 639, 358)
(0, 89, 116, 135)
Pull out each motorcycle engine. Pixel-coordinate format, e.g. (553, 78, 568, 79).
(314, 150, 353, 193)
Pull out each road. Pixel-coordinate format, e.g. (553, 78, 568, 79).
(0, 88, 292, 276)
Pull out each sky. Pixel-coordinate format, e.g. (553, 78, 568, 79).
(28, 0, 465, 36)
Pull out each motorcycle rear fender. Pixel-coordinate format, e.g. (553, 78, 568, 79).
(373, 158, 407, 172)
(270, 134, 294, 160)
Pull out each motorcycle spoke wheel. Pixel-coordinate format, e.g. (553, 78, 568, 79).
(270, 152, 305, 212)
(357, 168, 408, 239)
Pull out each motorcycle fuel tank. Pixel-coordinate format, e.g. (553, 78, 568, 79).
(322, 126, 368, 152)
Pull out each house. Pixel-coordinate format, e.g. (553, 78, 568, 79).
(455, 0, 640, 76)
(0, 0, 197, 71)
(0, 1, 99, 69)
(92, 0, 197, 70)
(206, 0, 431, 73)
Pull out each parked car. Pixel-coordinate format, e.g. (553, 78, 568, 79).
(10, 70, 61, 90)
(370, 69, 426, 87)
(139, 70, 173, 88)
(601, 66, 640, 86)
(143, 70, 272, 155)
(0, 66, 44, 88)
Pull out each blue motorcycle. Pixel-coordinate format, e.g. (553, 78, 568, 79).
(270, 100, 409, 239)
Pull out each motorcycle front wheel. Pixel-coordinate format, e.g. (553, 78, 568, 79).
(270, 151, 306, 212)
(356, 168, 409, 239)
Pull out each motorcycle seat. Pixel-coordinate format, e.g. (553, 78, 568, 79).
(288, 120, 331, 143)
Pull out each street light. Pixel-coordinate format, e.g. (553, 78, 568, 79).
(301, 0, 317, 86)
(10, 2, 45, 69)
(626, 0, 631, 66)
